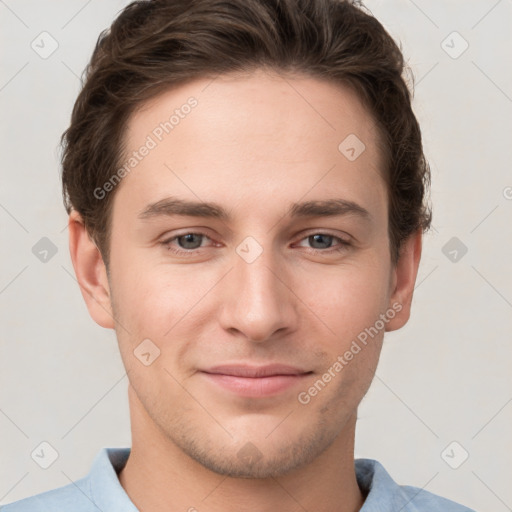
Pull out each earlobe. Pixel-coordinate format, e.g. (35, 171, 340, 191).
(68, 210, 115, 329)
(385, 229, 423, 332)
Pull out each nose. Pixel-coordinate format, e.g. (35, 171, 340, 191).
(218, 241, 299, 343)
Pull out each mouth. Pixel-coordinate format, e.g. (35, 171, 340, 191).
(200, 364, 313, 397)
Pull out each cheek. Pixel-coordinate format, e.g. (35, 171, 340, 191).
(109, 250, 215, 341)
(306, 259, 390, 336)
(309, 268, 388, 393)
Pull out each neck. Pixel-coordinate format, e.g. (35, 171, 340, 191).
(118, 385, 365, 512)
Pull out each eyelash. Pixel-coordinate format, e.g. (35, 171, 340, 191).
(160, 231, 351, 257)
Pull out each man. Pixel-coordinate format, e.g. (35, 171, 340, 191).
(2, 0, 476, 510)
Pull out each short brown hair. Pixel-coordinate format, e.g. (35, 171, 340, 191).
(61, 0, 432, 268)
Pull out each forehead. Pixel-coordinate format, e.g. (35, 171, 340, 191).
(113, 69, 387, 224)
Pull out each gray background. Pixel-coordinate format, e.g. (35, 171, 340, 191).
(1, 1, 511, 510)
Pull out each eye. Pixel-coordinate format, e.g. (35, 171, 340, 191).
(161, 232, 212, 257)
(295, 232, 351, 254)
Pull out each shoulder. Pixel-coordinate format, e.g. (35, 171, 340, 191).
(355, 458, 477, 512)
(1, 447, 132, 512)
(0, 476, 94, 512)
(398, 483, 476, 511)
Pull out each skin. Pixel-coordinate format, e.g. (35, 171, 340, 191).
(69, 68, 422, 512)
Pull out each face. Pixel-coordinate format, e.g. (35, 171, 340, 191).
(72, 68, 419, 479)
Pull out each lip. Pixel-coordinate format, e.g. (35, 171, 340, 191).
(203, 364, 310, 377)
(200, 364, 312, 397)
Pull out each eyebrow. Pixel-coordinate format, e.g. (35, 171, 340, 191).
(137, 196, 372, 223)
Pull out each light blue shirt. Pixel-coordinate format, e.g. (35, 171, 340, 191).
(1, 447, 476, 511)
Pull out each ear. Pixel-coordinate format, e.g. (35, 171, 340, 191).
(68, 210, 115, 329)
(385, 229, 423, 332)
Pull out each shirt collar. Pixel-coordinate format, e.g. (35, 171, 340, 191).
(356, 458, 422, 511)
(87, 447, 137, 512)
